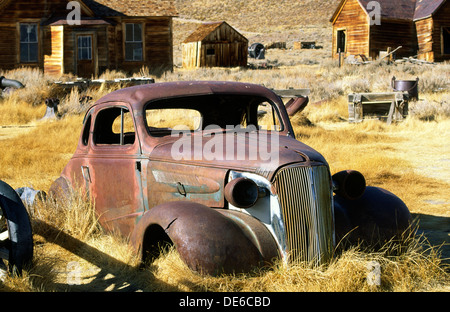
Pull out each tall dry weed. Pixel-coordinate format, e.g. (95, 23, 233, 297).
(145, 229, 449, 292)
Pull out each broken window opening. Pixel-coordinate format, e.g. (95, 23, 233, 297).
(94, 107, 136, 145)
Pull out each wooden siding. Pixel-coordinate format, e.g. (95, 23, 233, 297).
(431, 0, 450, 61)
(332, 0, 369, 58)
(109, 17, 173, 73)
(44, 26, 64, 77)
(145, 17, 173, 71)
(203, 23, 247, 44)
(201, 42, 247, 68)
(182, 42, 201, 69)
(369, 19, 417, 59)
(0, 23, 16, 70)
(416, 17, 434, 60)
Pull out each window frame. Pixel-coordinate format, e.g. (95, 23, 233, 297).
(93, 106, 137, 147)
(77, 35, 93, 61)
(124, 22, 144, 62)
(19, 22, 39, 63)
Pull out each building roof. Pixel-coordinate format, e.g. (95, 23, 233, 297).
(331, 0, 446, 22)
(183, 22, 224, 43)
(183, 21, 248, 44)
(0, 0, 177, 17)
(359, 0, 417, 20)
(81, 0, 178, 17)
(414, 0, 447, 20)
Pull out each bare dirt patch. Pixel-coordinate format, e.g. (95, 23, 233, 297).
(0, 125, 36, 141)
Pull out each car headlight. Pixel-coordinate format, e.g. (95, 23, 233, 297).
(224, 177, 268, 208)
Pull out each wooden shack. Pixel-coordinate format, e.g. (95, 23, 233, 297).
(330, 0, 450, 62)
(0, 0, 177, 78)
(414, 0, 450, 62)
(182, 21, 248, 69)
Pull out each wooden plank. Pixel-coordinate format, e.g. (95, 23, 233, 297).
(272, 89, 311, 97)
(348, 91, 408, 102)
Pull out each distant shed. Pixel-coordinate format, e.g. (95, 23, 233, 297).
(182, 21, 248, 69)
(330, 0, 450, 62)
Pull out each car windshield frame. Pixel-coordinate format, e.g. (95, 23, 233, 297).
(143, 93, 285, 137)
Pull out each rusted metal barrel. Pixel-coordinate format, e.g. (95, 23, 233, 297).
(392, 76, 419, 100)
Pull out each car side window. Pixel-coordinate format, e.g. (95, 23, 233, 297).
(93, 107, 136, 145)
(82, 114, 92, 146)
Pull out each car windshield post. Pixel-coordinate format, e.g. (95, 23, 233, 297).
(120, 108, 125, 146)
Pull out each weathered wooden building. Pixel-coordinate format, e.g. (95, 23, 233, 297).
(0, 0, 177, 77)
(182, 21, 248, 69)
(330, 0, 450, 62)
(414, 0, 450, 62)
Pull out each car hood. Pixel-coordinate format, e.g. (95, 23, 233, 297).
(148, 132, 328, 180)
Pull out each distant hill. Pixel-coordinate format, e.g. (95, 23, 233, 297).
(173, 0, 341, 51)
(174, 0, 341, 30)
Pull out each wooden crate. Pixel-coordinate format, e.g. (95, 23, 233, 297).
(348, 92, 409, 124)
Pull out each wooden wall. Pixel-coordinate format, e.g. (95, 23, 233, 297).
(201, 42, 247, 68)
(111, 17, 174, 74)
(182, 42, 200, 69)
(0, 23, 17, 70)
(332, 0, 370, 59)
(44, 25, 64, 77)
(370, 19, 417, 59)
(431, 0, 450, 62)
(416, 17, 434, 61)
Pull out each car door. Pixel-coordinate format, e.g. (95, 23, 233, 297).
(86, 104, 145, 236)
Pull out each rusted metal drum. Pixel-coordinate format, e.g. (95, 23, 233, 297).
(392, 76, 419, 100)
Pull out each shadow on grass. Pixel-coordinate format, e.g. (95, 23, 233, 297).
(32, 220, 180, 292)
(412, 213, 450, 266)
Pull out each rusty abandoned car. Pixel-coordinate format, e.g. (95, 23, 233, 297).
(49, 81, 412, 275)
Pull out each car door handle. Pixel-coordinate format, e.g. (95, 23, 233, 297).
(81, 165, 91, 183)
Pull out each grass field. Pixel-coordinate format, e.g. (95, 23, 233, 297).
(0, 0, 449, 292)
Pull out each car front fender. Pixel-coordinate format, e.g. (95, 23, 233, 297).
(333, 186, 412, 246)
(131, 201, 280, 275)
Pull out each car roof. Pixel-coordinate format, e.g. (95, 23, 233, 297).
(94, 81, 281, 110)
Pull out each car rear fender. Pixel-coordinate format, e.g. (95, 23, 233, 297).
(130, 201, 280, 275)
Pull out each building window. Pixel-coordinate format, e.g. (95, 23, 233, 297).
(206, 48, 215, 55)
(336, 29, 346, 53)
(77, 36, 92, 60)
(125, 23, 143, 61)
(20, 23, 38, 63)
(443, 27, 450, 55)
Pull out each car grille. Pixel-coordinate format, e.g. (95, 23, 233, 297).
(273, 165, 334, 266)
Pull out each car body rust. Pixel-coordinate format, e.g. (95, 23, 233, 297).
(50, 81, 412, 275)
